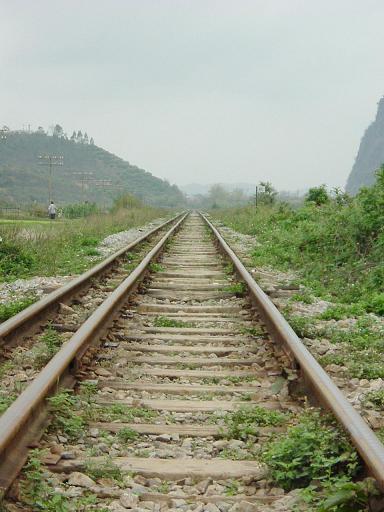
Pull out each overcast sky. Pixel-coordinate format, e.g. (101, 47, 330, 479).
(1, 0, 383, 190)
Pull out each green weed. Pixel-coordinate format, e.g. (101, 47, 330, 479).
(47, 390, 85, 440)
(224, 282, 247, 297)
(362, 390, 384, 410)
(153, 316, 193, 328)
(318, 304, 365, 321)
(225, 480, 240, 496)
(290, 291, 314, 304)
(149, 262, 164, 272)
(223, 406, 286, 440)
(117, 427, 139, 442)
(0, 295, 37, 322)
(262, 411, 359, 491)
(85, 457, 123, 482)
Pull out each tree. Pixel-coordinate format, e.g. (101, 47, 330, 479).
(83, 132, 89, 144)
(305, 185, 329, 206)
(90, 137, 95, 145)
(208, 184, 228, 208)
(259, 181, 277, 205)
(70, 131, 76, 142)
(36, 126, 45, 134)
(77, 130, 83, 143)
(53, 124, 63, 137)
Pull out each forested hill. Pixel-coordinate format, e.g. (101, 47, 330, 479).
(0, 130, 185, 207)
(346, 97, 384, 194)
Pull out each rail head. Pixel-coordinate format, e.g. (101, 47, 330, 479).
(200, 211, 384, 489)
(0, 211, 186, 344)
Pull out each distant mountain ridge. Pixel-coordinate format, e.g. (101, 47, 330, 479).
(346, 97, 384, 194)
(0, 131, 184, 207)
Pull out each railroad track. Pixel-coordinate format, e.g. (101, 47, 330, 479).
(1, 211, 384, 510)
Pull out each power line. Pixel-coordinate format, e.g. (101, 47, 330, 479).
(0, 127, 9, 141)
(72, 172, 94, 202)
(38, 154, 64, 203)
(92, 179, 114, 212)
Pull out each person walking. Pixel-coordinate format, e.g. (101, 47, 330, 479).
(48, 201, 57, 220)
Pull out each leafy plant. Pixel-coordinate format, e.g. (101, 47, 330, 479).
(85, 457, 123, 482)
(262, 411, 359, 491)
(0, 295, 37, 322)
(318, 478, 379, 511)
(225, 480, 240, 496)
(318, 304, 365, 321)
(47, 390, 85, 440)
(223, 406, 286, 440)
(153, 316, 193, 328)
(117, 427, 139, 442)
(224, 282, 247, 297)
(362, 389, 384, 410)
(0, 241, 35, 278)
(149, 262, 164, 273)
(20, 449, 80, 511)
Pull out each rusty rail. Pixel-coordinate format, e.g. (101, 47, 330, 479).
(201, 212, 384, 489)
(0, 212, 189, 496)
(0, 212, 185, 347)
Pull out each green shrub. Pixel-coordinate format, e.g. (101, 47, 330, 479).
(223, 406, 286, 440)
(262, 411, 359, 491)
(0, 296, 37, 322)
(62, 202, 98, 218)
(47, 390, 85, 440)
(0, 242, 35, 278)
(212, 168, 384, 316)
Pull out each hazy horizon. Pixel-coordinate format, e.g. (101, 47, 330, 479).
(1, 1, 384, 191)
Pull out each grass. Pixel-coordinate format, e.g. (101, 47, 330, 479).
(117, 427, 139, 442)
(153, 316, 193, 328)
(0, 206, 168, 282)
(0, 295, 37, 322)
(96, 404, 157, 423)
(211, 169, 384, 316)
(222, 405, 286, 440)
(224, 282, 247, 297)
(318, 317, 384, 379)
(225, 480, 240, 496)
(262, 409, 360, 490)
(47, 390, 85, 440)
(20, 449, 107, 511)
(11, 326, 65, 371)
(362, 390, 384, 410)
(84, 457, 123, 483)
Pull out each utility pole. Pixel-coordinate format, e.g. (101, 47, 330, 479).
(255, 186, 258, 210)
(72, 172, 94, 203)
(0, 127, 9, 141)
(38, 154, 64, 203)
(92, 180, 113, 212)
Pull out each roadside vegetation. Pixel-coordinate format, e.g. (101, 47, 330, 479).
(211, 168, 384, 316)
(210, 169, 384, 509)
(0, 194, 169, 282)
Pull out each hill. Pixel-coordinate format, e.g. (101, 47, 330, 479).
(0, 130, 185, 207)
(346, 96, 384, 194)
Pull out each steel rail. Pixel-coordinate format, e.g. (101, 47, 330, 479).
(0, 212, 185, 347)
(201, 212, 384, 489)
(0, 212, 189, 496)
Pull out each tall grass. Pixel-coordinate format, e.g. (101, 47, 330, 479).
(0, 206, 169, 281)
